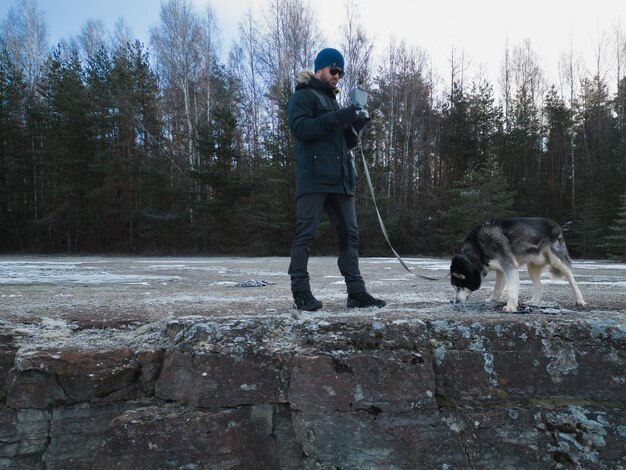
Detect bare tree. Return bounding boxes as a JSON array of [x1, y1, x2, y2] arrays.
[[588, 27, 611, 88], [339, 0, 373, 105], [383, 39, 397, 195], [1, 0, 48, 230], [613, 20, 626, 131], [558, 32, 582, 217], [558, 32, 582, 104], [78, 19, 106, 63], [498, 37, 512, 131], [614, 21, 625, 90], [151, 0, 202, 167], [199, 3, 221, 126], [378, 40, 430, 201], [447, 45, 470, 97], [256, 0, 322, 171], [112, 17, 133, 51], [1, 0, 48, 91], [511, 39, 545, 108], [259, 0, 321, 93], [230, 8, 263, 170]]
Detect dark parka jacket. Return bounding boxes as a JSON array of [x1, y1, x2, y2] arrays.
[[287, 70, 359, 198]]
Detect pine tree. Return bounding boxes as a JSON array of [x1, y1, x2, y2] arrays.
[[576, 76, 621, 232], [442, 159, 516, 252], [110, 40, 167, 252], [467, 79, 503, 165], [568, 193, 605, 258], [507, 82, 542, 215], [605, 192, 626, 260], [439, 81, 475, 194], [0, 38, 28, 251], [542, 86, 573, 222], [192, 72, 252, 252], [39, 45, 91, 252], [84, 44, 114, 251]]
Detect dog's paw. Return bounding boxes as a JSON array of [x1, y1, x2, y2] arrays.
[[502, 304, 517, 312], [576, 299, 587, 307]]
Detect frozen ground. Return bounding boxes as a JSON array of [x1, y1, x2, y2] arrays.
[[0, 256, 624, 332]]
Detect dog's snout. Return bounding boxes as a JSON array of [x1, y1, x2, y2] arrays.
[[455, 287, 471, 303]]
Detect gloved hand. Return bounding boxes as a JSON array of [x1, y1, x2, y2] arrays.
[[335, 105, 360, 126], [353, 115, 371, 133], [356, 108, 369, 120]]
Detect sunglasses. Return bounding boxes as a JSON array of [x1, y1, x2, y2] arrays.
[[329, 67, 344, 78]]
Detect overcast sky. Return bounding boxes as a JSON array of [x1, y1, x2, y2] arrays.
[[2, 0, 624, 91]]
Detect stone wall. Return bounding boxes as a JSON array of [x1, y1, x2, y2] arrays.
[[1, 315, 625, 469]]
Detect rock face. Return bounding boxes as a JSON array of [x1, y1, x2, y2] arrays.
[[1, 315, 625, 469]]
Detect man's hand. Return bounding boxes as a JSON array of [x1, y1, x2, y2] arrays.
[[335, 105, 360, 125], [353, 114, 371, 133]]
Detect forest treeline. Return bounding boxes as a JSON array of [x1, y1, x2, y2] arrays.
[[1, 0, 626, 259]]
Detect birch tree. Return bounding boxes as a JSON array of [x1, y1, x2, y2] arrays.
[[1, 0, 47, 91], [1, 0, 48, 237], [151, 0, 202, 167], [338, 0, 373, 105], [558, 34, 583, 217], [78, 19, 106, 64], [499, 38, 512, 132], [260, 0, 321, 95], [259, 0, 321, 166], [613, 21, 626, 130], [373, 41, 432, 208], [112, 17, 133, 51], [198, 3, 221, 128], [230, 9, 263, 170], [511, 39, 545, 109]]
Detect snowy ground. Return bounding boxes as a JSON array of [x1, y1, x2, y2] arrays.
[[0, 256, 624, 331]]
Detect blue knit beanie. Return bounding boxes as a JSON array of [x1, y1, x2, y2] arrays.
[[314, 48, 344, 72]]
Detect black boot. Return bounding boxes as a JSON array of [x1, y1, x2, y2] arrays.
[[293, 291, 323, 311], [347, 292, 386, 308]]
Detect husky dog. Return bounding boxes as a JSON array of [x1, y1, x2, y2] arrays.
[[450, 217, 586, 312]]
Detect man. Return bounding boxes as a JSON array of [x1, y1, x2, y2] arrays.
[[287, 47, 386, 311]]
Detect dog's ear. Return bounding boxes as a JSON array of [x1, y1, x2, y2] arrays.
[[452, 272, 466, 280]]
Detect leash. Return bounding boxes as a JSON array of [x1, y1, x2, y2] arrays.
[[353, 130, 449, 282]]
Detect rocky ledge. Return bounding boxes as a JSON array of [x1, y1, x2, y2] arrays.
[[0, 256, 625, 469]]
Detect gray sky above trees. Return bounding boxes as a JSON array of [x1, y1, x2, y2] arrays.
[[2, 0, 624, 92]]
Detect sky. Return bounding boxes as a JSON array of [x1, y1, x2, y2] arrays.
[[1, 0, 625, 92]]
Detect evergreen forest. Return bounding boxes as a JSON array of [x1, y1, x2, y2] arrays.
[[1, 0, 626, 260]]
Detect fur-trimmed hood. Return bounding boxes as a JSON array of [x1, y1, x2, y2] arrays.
[[296, 69, 315, 88], [295, 69, 340, 95]]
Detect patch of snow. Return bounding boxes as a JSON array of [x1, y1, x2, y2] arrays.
[[577, 281, 626, 287], [519, 280, 626, 287], [575, 261, 626, 270], [0, 272, 180, 285], [0, 261, 180, 285]]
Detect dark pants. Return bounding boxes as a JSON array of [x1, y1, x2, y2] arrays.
[[288, 193, 366, 295]]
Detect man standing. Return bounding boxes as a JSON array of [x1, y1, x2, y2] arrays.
[[287, 47, 386, 311]]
